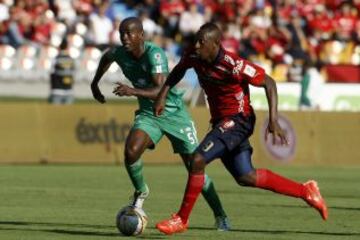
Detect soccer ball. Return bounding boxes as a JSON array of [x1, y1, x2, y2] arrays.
[[116, 205, 148, 236]]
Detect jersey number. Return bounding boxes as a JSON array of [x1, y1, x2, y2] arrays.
[[181, 121, 198, 145], [187, 132, 196, 145]]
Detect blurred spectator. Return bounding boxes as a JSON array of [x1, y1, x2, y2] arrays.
[[286, 13, 309, 82], [286, 13, 309, 61], [49, 37, 76, 105], [107, 0, 138, 20], [299, 61, 325, 110], [221, 23, 240, 54], [54, 0, 77, 25], [0, 0, 359, 86], [307, 4, 333, 41], [73, 0, 93, 16], [32, 10, 54, 45], [202, 4, 215, 23], [140, 0, 160, 21], [179, 3, 205, 40], [333, 1, 358, 41], [0, 0, 9, 22], [109, 16, 121, 45], [353, 18, 360, 43], [160, 0, 185, 38], [288, 58, 305, 82], [87, 2, 113, 49], [0, 6, 27, 48], [139, 9, 162, 40], [249, 7, 272, 29], [266, 24, 291, 63]]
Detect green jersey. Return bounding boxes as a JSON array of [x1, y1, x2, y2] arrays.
[[108, 41, 184, 116]]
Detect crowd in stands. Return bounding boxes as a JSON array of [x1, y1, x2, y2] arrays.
[[0, 0, 360, 84]]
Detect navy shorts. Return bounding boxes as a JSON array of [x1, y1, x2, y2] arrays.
[[196, 112, 256, 176]]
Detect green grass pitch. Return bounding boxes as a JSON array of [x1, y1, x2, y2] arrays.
[[0, 164, 359, 240]]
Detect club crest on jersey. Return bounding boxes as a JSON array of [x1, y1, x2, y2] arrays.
[[244, 64, 256, 77], [154, 53, 162, 63], [219, 120, 235, 133]]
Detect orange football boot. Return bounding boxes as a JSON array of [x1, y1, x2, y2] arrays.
[[303, 180, 328, 220], [156, 214, 188, 235]]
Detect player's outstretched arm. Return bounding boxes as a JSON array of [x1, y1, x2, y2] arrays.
[[262, 74, 289, 145], [90, 50, 114, 104], [113, 73, 167, 100], [154, 64, 187, 116]]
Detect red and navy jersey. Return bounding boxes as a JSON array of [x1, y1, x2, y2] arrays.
[[177, 47, 265, 122]]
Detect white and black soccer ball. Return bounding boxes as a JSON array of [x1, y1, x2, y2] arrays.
[[116, 205, 148, 236]]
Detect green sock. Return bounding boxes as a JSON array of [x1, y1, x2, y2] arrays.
[[202, 174, 227, 217], [125, 160, 148, 193]]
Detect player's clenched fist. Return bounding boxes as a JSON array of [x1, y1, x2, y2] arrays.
[[153, 97, 165, 116]]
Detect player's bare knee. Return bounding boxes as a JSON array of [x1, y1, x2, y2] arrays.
[[236, 172, 257, 187], [125, 145, 142, 162], [190, 154, 206, 173]]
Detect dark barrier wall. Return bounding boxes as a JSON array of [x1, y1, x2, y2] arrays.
[[0, 103, 359, 166]]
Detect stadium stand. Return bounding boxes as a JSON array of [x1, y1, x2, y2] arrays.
[[0, 0, 359, 102]]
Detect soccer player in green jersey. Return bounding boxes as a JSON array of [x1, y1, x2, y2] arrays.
[[90, 17, 230, 230]]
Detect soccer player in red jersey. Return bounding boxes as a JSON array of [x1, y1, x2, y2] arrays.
[[153, 23, 328, 235]]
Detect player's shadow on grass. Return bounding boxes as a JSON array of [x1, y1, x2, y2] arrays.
[[0, 220, 114, 229], [2, 221, 360, 238], [330, 206, 360, 211], [289, 204, 360, 212], [0, 221, 166, 239], [251, 203, 360, 212], [45, 229, 165, 239], [191, 227, 360, 237]]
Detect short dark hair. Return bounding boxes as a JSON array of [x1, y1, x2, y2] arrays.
[[198, 23, 222, 43], [119, 17, 143, 32]]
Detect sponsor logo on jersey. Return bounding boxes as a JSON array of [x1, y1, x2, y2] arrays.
[[244, 64, 256, 77], [232, 60, 244, 74], [155, 65, 162, 73], [261, 115, 296, 162], [235, 92, 245, 112], [224, 54, 235, 65]]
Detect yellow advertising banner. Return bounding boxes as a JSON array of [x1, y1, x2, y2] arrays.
[[0, 103, 359, 166]]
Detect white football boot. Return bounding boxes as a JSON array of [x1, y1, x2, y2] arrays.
[[131, 185, 149, 209]]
